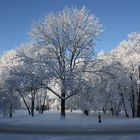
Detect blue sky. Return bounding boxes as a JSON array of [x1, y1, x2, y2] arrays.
[[0, 0, 140, 54]]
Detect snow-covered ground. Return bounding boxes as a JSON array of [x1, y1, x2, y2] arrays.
[[0, 110, 140, 140], [0, 133, 140, 140], [0, 110, 140, 127]]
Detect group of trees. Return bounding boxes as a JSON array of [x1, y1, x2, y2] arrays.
[[0, 7, 140, 119], [101, 33, 140, 117], [66, 33, 140, 118]]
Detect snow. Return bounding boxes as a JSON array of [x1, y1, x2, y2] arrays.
[[0, 134, 140, 140], [0, 110, 140, 126], [0, 110, 140, 139]]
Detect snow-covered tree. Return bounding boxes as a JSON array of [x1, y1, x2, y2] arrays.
[[96, 32, 140, 117], [12, 43, 54, 116], [112, 32, 140, 117], [91, 51, 119, 114], [0, 50, 21, 117], [24, 7, 103, 118]]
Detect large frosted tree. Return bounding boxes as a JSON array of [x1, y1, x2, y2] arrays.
[[29, 7, 102, 118]]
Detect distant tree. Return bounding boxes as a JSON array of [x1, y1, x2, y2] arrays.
[[97, 33, 140, 117], [114, 33, 140, 117], [0, 50, 21, 117], [12, 44, 52, 116]]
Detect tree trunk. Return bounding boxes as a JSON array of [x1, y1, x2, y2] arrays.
[[124, 108, 129, 118], [41, 92, 47, 114], [31, 92, 35, 117], [19, 91, 31, 115], [102, 107, 106, 114], [132, 92, 135, 118], [137, 93, 140, 117], [137, 66, 140, 117], [120, 93, 129, 118], [130, 75, 135, 118], [61, 98, 65, 119], [110, 107, 114, 115], [9, 103, 12, 118], [61, 80, 66, 119], [31, 98, 34, 117], [137, 97, 140, 117], [36, 93, 41, 114]]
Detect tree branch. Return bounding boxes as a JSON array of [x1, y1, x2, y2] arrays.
[[45, 86, 62, 100]]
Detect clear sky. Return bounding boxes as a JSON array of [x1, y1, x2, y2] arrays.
[[0, 0, 140, 54]]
